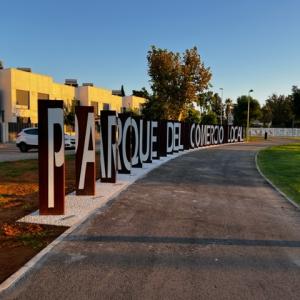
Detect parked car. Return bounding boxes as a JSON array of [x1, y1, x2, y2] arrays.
[[16, 127, 75, 152]]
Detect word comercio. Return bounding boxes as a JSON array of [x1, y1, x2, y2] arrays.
[[38, 100, 244, 215]]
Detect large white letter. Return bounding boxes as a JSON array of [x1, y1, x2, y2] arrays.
[[167, 122, 174, 153], [151, 121, 158, 159], [48, 108, 64, 208], [107, 115, 117, 178], [190, 123, 195, 148], [173, 122, 180, 151], [139, 120, 150, 162], [195, 124, 201, 147], [78, 112, 95, 190]]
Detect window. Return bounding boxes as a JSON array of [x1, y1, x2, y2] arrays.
[[16, 90, 30, 108], [103, 103, 110, 110], [91, 101, 99, 116], [37, 93, 49, 100], [25, 128, 38, 135]]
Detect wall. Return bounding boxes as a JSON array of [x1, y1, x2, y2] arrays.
[[0, 69, 12, 123], [122, 95, 145, 112], [0, 68, 144, 125], [3, 69, 76, 123], [250, 127, 300, 137], [76, 86, 123, 113]]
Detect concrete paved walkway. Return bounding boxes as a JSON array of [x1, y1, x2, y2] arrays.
[[2, 141, 300, 299]]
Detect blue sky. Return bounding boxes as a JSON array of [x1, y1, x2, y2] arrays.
[[1, 0, 299, 104]]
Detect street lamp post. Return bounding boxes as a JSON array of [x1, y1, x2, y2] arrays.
[[246, 89, 254, 141], [219, 88, 224, 125]]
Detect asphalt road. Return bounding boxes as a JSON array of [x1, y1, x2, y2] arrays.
[[2, 140, 300, 299], [0, 141, 102, 162], [0, 143, 40, 162], [0, 144, 77, 162]]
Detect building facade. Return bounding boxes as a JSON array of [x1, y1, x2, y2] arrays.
[[0, 68, 145, 124], [122, 95, 146, 114]]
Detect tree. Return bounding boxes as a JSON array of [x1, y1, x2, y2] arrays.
[[184, 106, 201, 123], [141, 93, 165, 120], [291, 86, 300, 121], [145, 46, 212, 120], [64, 103, 74, 126], [201, 111, 217, 125], [233, 95, 261, 126], [125, 107, 141, 117], [260, 105, 272, 127], [132, 87, 150, 99], [197, 91, 212, 113], [196, 91, 225, 123], [210, 93, 222, 123], [224, 98, 233, 119], [264, 94, 294, 127], [64, 99, 80, 127]]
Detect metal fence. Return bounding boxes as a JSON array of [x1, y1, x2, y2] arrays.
[[249, 128, 300, 137]]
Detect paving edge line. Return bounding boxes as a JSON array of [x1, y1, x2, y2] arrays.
[[0, 141, 244, 294], [255, 151, 300, 211]]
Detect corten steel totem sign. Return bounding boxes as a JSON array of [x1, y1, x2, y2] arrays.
[[100, 110, 118, 183], [158, 120, 167, 157], [36, 100, 246, 217], [117, 113, 132, 174], [181, 122, 191, 150], [38, 100, 65, 215], [75, 106, 96, 195]]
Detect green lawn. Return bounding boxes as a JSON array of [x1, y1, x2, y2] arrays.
[[257, 143, 300, 205]]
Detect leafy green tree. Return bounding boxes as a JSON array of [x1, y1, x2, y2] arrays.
[[184, 106, 201, 123], [260, 105, 272, 127], [64, 99, 80, 127], [197, 91, 213, 113], [125, 107, 141, 117], [224, 98, 233, 119], [132, 87, 150, 99], [210, 93, 222, 123], [201, 111, 217, 125], [64, 105, 74, 126], [233, 95, 261, 126], [141, 94, 165, 120], [291, 86, 300, 121], [265, 94, 294, 127], [146, 46, 212, 120], [196, 91, 224, 123]]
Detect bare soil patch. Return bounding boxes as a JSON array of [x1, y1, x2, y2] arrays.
[[0, 154, 100, 283]]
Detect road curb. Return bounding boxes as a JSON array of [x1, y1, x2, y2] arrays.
[[0, 141, 244, 295], [255, 151, 300, 211]]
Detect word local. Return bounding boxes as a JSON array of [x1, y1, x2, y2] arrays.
[[38, 100, 244, 215]]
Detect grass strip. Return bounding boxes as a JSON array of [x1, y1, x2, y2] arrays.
[[257, 143, 300, 205]]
